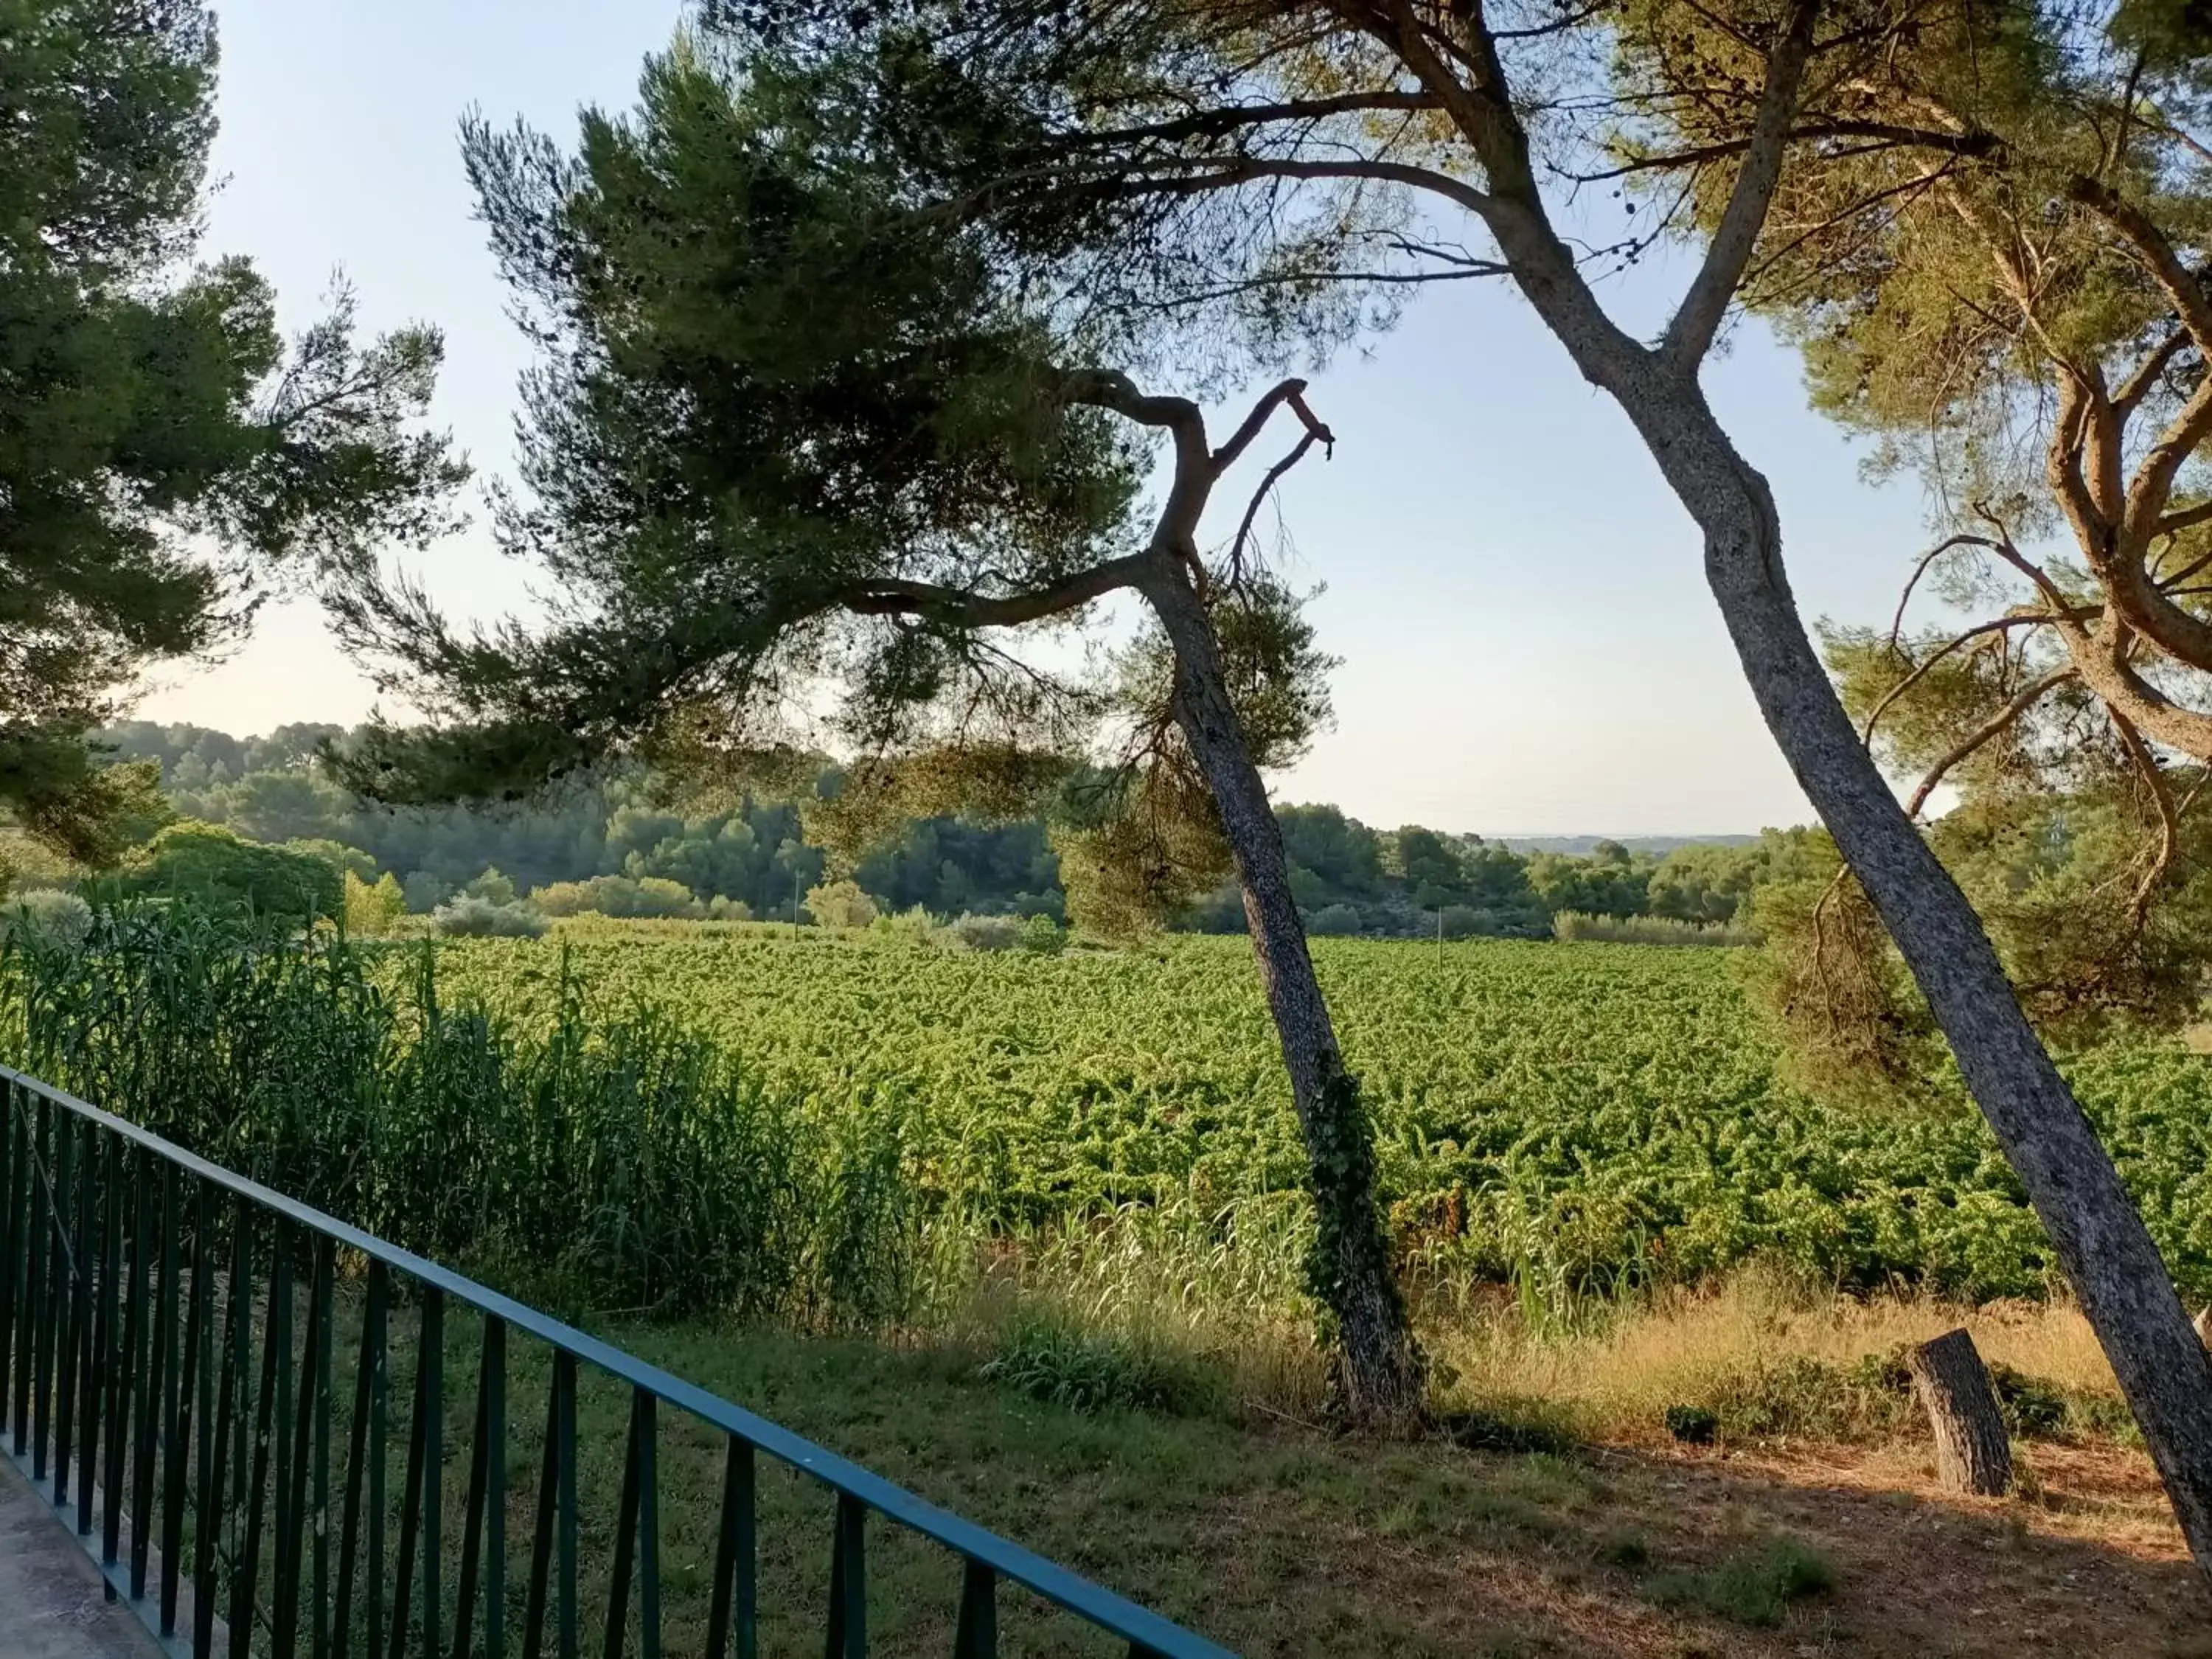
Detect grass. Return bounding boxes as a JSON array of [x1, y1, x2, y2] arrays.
[[1422, 1264, 2132, 1449], [327, 1301, 2196, 1658], [1646, 1538, 1837, 1627], [13, 905, 2203, 1652]]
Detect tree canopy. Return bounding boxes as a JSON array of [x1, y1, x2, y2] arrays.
[[1585, 0, 2212, 1067], [323, 28, 1445, 1413], [0, 0, 464, 875], [99, 720, 1784, 937]]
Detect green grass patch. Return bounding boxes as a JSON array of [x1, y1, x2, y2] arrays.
[[1646, 1536, 1838, 1627], [978, 1310, 1231, 1419]]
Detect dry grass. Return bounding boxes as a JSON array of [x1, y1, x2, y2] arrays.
[[1423, 1265, 2125, 1445], [942, 1255, 2138, 1461]]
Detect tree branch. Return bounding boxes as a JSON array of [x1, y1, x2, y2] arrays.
[[1903, 668, 2073, 818], [1575, 120, 1997, 185], [2158, 540, 2212, 591], [1861, 614, 2059, 748], [2154, 500, 2212, 540], [1057, 155, 1494, 218], [1062, 368, 1215, 547], [843, 553, 1153, 628], [1888, 533, 2002, 649], [2110, 707, 2180, 926], [1211, 378, 1312, 477], [1973, 504, 2078, 616], [1057, 92, 1444, 151], [1226, 431, 1326, 585], [2114, 327, 2189, 419], [1661, 0, 1822, 371], [2067, 174, 2212, 356]]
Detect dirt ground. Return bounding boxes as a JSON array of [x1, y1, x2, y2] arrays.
[[605, 1327, 2211, 1658], [1315, 1430, 2205, 1658]]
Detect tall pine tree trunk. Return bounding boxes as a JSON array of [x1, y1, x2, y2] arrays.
[[1593, 346, 2212, 1573], [1139, 563, 1425, 1421]]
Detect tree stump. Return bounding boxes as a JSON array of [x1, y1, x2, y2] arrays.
[[1907, 1327, 2013, 1496]]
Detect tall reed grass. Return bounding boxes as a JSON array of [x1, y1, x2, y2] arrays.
[[1, 905, 920, 1322]]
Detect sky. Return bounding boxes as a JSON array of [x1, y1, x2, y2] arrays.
[[136, 0, 1944, 837]]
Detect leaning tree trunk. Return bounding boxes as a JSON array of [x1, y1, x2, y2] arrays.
[[1138, 563, 1426, 1422], [1907, 1328, 2014, 1497], [1599, 355, 2212, 1576]]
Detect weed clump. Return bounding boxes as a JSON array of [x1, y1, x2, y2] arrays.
[[1647, 1536, 1837, 1627], [980, 1311, 1230, 1418], [1663, 1405, 1717, 1444]]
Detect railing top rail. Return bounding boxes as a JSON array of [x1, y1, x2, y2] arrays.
[[0, 1062, 1233, 1659]]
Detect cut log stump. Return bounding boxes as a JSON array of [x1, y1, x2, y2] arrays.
[[1907, 1326, 2013, 1496]]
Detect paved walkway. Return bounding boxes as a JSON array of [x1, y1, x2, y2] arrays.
[[0, 1460, 160, 1659]]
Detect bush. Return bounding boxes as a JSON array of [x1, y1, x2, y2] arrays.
[[1554, 911, 1757, 947], [706, 895, 754, 921], [870, 905, 937, 942], [943, 913, 1023, 951], [1647, 1537, 1835, 1627], [281, 839, 379, 881], [431, 896, 549, 938], [0, 890, 94, 949], [1018, 913, 1068, 954], [1305, 903, 1364, 936], [529, 875, 702, 919], [112, 821, 341, 922], [343, 871, 408, 937], [1663, 1404, 1719, 1444], [804, 878, 878, 930], [463, 867, 519, 905], [401, 870, 450, 914]]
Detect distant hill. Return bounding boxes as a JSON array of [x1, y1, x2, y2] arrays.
[[1486, 834, 1764, 856]]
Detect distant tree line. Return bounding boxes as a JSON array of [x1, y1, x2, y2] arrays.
[[83, 722, 1812, 937]]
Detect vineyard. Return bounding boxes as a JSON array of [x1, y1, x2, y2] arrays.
[[415, 926, 2212, 1309]]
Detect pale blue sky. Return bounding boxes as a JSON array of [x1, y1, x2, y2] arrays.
[[141, 1, 1938, 835]]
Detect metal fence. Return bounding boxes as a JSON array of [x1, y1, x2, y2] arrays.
[[0, 1064, 1233, 1659]]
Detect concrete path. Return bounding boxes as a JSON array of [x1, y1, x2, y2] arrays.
[[0, 1459, 161, 1659]]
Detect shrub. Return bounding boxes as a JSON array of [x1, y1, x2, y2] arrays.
[[463, 867, 519, 905], [706, 895, 754, 921], [1663, 1405, 1718, 1444], [1305, 903, 1364, 936], [0, 910, 919, 1321], [431, 896, 549, 938], [869, 905, 936, 942], [1701, 1354, 1912, 1442], [1018, 913, 1068, 954], [401, 870, 450, 913], [281, 839, 379, 881], [804, 878, 878, 930], [1554, 911, 1757, 947], [529, 874, 701, 919], [944, 913, 1023, 951], [112, 821, 341, 922], [343, 871, 408, 937], [0, 890, 94, 949], [530, 880, 594, 917]]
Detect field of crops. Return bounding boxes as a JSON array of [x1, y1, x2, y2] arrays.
[[417, 928, 2212, 1306]]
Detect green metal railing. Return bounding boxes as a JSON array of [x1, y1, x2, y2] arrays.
[[0, 1065, 1233, 1659]]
